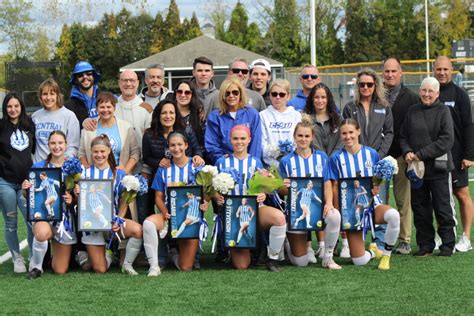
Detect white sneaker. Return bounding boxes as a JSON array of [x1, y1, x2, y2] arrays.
[[315, 247, 325, 259], [159, 221, 169, 239], [147, 266, 161, 277], [75, 250, 91, 271], [13, 255, 27, 273], [340, 245, 350, 258], [434, 234, 442, 250], [307, 247, 317, 264], [455, 234, 472, 252], [122, 263, 139, 275], [322, 257, 342, 270]]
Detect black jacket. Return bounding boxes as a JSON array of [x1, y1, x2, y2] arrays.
[[387, 85, 419, 158], [65, 97, 92, 129], [400, 100, 454, 179], [0, 119, 35, 184], [142, 129, 203, 175], [439, 81, 474, 162]]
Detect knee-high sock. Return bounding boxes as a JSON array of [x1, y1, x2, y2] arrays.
[[176, 222, 187, 237], [383, 208, 400, 256], [99, 214, 108, 227], [305, 214, 311, 227], [352, 251, 371, 266], [143, 220, 159, 268], [324, 209, 341, 258], [29, 238, 48, 272], [284, 239, 309, 266], [124, 237, 142, 266], [237, 230, 243, 244], [267, 225, 286, 260]]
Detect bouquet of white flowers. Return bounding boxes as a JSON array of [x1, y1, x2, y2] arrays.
[[212, 172, 236, 195], [195, 165, 219, 197]]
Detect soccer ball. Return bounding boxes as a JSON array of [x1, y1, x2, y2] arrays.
[[343, 223, 351, 230], [316, 220, 323, 228], [171, 230, 178, 238], [34, 212, 42, 219], [228, 240, 236, 247], [84, 221, 92, 229]]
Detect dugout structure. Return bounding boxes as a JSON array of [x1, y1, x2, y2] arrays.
[[5, 61, 61, 112]]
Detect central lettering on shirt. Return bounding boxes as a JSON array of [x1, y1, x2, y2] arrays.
[[269, 122, 293, 129]]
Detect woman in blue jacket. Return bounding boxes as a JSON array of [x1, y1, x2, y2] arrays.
[[205, 77, 262, 164]]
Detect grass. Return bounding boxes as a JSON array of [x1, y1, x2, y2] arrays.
[[0, 184, 473, 315]]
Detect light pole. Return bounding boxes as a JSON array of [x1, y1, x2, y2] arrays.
[[310, 0, 316, 66], [425, 0, 430, 75]]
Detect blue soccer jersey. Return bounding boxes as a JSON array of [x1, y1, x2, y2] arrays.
[[298, 187, 321, 206], [37, 178, 60, 200], [279, 150, 329, 180], [151, 159, 196, 194], [185, 196, 201, 219], [329, 145, 379, 180], [238, 204, 253, 222], [354, 185, 370, 208], [215, 155, 263, 195], [88, 191, 109, 211]]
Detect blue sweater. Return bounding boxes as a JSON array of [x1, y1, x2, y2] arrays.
[[205, 106, 262, 164], [288, 90, 307, 112]]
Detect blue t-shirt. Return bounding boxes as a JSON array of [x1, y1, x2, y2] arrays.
[[96, 122, 121, 165]]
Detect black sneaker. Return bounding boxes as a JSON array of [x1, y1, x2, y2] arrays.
[[27, 268, 42, 280], [413, 249, 432, 257], [438, 248, 453, 257], [266, 259, 281, 272]]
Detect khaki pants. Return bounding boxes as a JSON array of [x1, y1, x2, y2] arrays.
[[393, 156, 412, 242]]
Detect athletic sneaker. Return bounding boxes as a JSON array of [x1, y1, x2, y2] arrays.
[[434, 234, 442, 250], [27, 268, 42, 280], [455, 233, 472, 252], [75, 251, 91, 271], [378, 255, 390, 270], [395, 241, 412, 255], [340, 245, 351, 258], [266, 259, 281, 272], [322, 257, 342, 270], [369, 243, 383, 259], [413, 249, 432, 257], [147, 266, 161, 277], [13, 255, 27, 273], [315, 247, 325, 259], [159, 221, 169, 239], [307, 247, 317, 264], [122, 263, 139, 275]]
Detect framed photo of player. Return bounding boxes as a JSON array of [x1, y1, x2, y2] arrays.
[[286, 177, 325, 231], [167, 185, 203, 239], [27, 168, 63, 222], [78, 179, 113, 232], [223, 195, 258, 249], [338, 177, 373, 231]]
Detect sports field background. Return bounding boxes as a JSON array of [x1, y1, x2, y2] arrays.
[[0, 184, 473, 314]]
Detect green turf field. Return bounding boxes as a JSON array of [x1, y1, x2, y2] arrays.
[[0, 184, 473, 315]]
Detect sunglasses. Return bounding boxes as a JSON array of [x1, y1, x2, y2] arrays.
[[77, 71, 93, 78], [270, 92, 287, 98], [176, 89, 192, 96], [231, 68, 249, 75], [225, 90, 240, 97], [358, 82, 375, 88], [301, 74, 318, 80]]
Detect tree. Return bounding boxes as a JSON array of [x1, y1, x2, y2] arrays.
[[32, 28, 53, 61], [162, 0, 182, 50], [344, 0, 377, 62], [150, 12, 165, 54], [204, 0, 230, 40], [223, 2, 262, 51], [0, 0, 34, 60]]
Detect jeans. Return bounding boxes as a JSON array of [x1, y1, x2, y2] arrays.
[[0, 177, 33, 258]]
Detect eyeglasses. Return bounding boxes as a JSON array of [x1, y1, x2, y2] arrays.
[[120, 78, 137, 83], [301, 74, 319, 80], [231, 68, 249, 75], [358, 82, 375, 88], [176, 89, 192, 96], [225, 90, 240, 97], [77, 72, 93, 78], [270, 92, 287, 98]]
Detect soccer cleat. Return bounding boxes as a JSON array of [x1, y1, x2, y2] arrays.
[[322, 257, 342, 270], [266, 259, 281, 272], [434, 234, 442, 250], [339, 245, 351, 258], [159, 221, 169, 239], [27, 268, 42, 280], [76, 251, 91, 271], [369, 243, 383, 259], [122, 263, 139, 275], [455, 234, 472, 253], [378, 255, 390, 270], [147, 266, 161, 277], [13, 255, 27, 273], [395, 241, 412, 255], [307, 247, 317, 264]]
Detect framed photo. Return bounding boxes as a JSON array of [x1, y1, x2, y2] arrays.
[[338, 177, 373, 231], [286, 177, 325, 231], [78, 179, 113, 231], [223, 195, 258, 249], [27, 168, 63, 222], [167, 185, 203, 239]]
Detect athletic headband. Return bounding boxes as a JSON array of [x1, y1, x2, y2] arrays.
[[231, 124, 251, 137]]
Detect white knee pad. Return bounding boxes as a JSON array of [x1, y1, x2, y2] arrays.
[[351, 251, 371, 266]]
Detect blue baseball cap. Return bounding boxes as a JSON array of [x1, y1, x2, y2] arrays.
[[406, 161, 425, 189], [70, 61, 101, 84]]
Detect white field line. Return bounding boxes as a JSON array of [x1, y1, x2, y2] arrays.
[[0, 239, 28, 264]]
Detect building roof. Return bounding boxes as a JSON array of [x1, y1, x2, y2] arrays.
[[120, 35, 284, 72]]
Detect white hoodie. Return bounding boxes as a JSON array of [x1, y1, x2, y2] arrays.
[[260, 106, 301, 166]]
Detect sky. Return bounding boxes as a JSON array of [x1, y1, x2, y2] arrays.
[[1, 0, 278, 54]]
